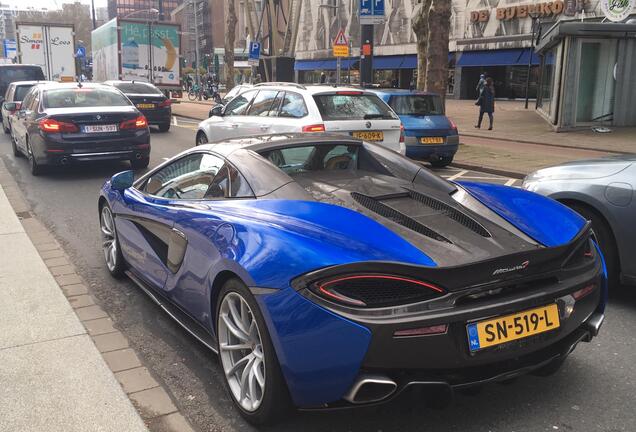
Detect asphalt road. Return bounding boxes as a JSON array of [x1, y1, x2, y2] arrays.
[[1, 120, 635, 432]]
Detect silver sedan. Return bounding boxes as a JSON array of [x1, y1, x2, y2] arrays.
[[523, 156, 636, 288]]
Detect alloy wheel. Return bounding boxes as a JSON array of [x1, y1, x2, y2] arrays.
[[100, 206, 118, 272], [197, 133, 208, 145], [218, 292, 266, 412]]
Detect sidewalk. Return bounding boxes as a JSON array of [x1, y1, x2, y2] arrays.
[[0, 185, 149, 431]]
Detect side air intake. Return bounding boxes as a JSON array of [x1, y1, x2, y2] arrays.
[[351, 192, 451, 243]]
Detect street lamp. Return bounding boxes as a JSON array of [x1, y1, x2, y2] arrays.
[[524, 11, 540, 109], [318, 1, 342, 85]]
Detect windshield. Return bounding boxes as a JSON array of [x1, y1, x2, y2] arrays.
[[15, 85, 35, 101], [113, 82, 163, 95], [0, 66, 45, 95], [260, 144, 359, 175], [43, 88, 132, 108], [313, 94, 397, 121], [389, 95, 444, 116]]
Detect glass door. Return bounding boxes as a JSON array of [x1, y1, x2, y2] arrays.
[[575, 39, 617, 125]]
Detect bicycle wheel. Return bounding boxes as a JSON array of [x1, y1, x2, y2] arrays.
[[188, 90, 197, 101]]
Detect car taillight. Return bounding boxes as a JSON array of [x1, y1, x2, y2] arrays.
[[39, 118, 79, 133], [336, 91, 363, 95], [158, 99, 172, 108], [400, 124, 405, 143], [120, 115, 148, 130], [302, 124, 326, 133], [311, 274, 445, 308], [572, 283, 597, 301], [448, 118, 457, 130]]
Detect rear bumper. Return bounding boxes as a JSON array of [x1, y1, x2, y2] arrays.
[[139, 107, 171, 125], [405, 135, 459, 160]]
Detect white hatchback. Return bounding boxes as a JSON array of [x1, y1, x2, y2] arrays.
[[196, 83, 405, 154]]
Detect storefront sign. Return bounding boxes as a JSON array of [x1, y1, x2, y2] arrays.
[[600, 0, 635, 22], [470, 1, 565, 22]]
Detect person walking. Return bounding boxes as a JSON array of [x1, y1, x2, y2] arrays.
[[475, 77, 495, 130]]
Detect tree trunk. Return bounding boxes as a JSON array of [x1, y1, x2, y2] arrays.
[[412, 0, 434, 90], [224, 0, 238, 91], [426, 0, 452, 103]]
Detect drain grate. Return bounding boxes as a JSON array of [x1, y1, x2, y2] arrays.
[[15, 211, 32, 220]]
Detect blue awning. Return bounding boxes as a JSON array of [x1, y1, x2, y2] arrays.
[[295, 58, 359, 71], [456, 49, 539, 67], [295, 53, 454, 71]]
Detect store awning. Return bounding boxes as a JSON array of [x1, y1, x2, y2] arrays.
[[295, 58, 358, 71], [295, 53, 453, 71], [456, 49, 540, 67]]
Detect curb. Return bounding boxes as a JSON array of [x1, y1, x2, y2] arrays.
[[0, 160, 196, 432], [173, 112, 206, 122], [458, 132, 632, 155], [450, 162, 526, 179]]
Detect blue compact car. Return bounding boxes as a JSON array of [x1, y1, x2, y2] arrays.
[[370, 89, 459, 167], [99, 134, 606, 424]]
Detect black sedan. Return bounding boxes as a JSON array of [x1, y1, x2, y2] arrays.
[[104, 80, 172, 132], [11, 82, 150, 175]]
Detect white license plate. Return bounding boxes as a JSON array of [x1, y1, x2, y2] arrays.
[[83, 124, 118, 133]]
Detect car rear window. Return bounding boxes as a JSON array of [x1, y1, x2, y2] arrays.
[[43, 88, 132, 108], [260, 144, 359, 175], [113, 82, 163, 95], [313, 93, 397, 121], [14, 85, 35, 101], [388, 95, 444, 116], [0, 66, 45, 82]]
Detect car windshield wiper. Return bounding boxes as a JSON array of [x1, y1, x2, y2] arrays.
[[363, 114, 390, 119]]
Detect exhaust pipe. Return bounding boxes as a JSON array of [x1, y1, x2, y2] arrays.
[[343, 374, 397, 404], [586, 312, 604, 338]]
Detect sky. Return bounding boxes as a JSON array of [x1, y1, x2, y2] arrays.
[[3, 0, 108, 10]]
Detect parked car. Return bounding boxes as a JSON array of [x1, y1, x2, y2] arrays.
[[104, 80, 172, 132], [0, 64, 46, 119], [523, 156, 636, 288], [99, 134, 605, 425], [369, 89, 459, 167], [207, 84, 254, 117], [12, 82, 150, 175], [2, 80, 52, 134], [197, 82, 405, 154]]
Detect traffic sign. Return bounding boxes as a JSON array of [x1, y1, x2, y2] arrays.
[[248, 41, 260, 66], [360, 0, 385, 24], [75, 46, 86, 58], [332, 29, 349, 57]]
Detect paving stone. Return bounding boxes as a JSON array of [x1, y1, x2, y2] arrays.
[[44, 256, 71, 267], [147, 413, 196, 432], [35, 242, 60, 252], [20, 217, 46, 234], [28, 231, 57, 245], [92, 331, 129, 353], [115, 367, 159, 394], [68, 294, 95, 309], [102, 348, 141, 372], [49, 265, 76, 276], [75, 305, 108, 321], [38, 249, 66, 260], [61, 283, 88, 297], [130, 387, 177, 419], [55, 274, 82, 286], [83, 317, 115, 336]]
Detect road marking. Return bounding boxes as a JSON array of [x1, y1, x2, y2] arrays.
[[447, 170, 468, 181], [505, 179, 517, 186], [172, 116, 178, 126]]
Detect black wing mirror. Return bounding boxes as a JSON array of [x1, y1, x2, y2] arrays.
[[209, 104, 224, 117], [3, 101, 17, 112], [111, 170, 134, 192]]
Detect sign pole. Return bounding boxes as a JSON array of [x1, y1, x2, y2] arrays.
[[336, 0, 341, 85]]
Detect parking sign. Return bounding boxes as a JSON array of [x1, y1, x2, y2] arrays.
[[248, 41, 261, 66], [360, 0, 385, 24]]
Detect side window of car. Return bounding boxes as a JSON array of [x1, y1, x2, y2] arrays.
[[31, 92, 40, 112], [5, 85, 13, 101], [21, 91, 33, 111], [247, 90, 279, 117], [278, 92, 308, 118], [224, 90, 257, 116]]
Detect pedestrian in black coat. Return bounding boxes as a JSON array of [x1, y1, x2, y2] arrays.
[[475, 77, 495, 130]]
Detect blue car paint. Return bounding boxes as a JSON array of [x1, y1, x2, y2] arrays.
[[459, 181, 586, 247], [593, 240, 608, 313], [256, 288, 372, 407]]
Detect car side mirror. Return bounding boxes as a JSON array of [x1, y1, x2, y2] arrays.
[[3, 101, 18, 112], [111, 170, 134, 192], [209, 104, 224, 117]]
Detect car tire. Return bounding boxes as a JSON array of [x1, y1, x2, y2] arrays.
[[158, 122, 170, 132], [3, 124, 9, 134], [99, 202, 126, 278], [216, 278, 291, 425], [196, 131, 208, 146], [430, 156, 453, 168], [214, 94, 222, 104], [11, 135, 21, 157], [27, 141, 42, 176], [130, 157, 150, 170], [567, 202, 619, 289]]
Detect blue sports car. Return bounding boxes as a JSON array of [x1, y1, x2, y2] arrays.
[[98, 134, 606, 424]]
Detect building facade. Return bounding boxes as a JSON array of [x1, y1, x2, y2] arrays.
[[293, 0, 636, 99], [108, 0, 182, 20]]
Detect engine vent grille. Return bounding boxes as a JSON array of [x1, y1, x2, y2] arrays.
[[405, 189, 491, 238], [351, 192, 451, 243]]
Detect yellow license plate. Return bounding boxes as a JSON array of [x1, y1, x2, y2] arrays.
[[420, 137, 444, 144], [352, 131, 384, 141], [467, 304, 560, 352], [137, 103, 155, 109]]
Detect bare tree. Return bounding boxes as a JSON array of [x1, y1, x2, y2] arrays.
[[224, 0, 238, 91], [411, 0, 433, 90], [426, 0, 452, 103]]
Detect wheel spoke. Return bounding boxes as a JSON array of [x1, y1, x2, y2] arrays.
[[239, 356, 256, 401], [248, 364, 258, 403], [221, 313, 250, 342], [253, 357, 265, 388], [220, 342, 251, 352], [240, 300, 251, 335], [227, 297, 248, 334], [225, 352, 251, 377]]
